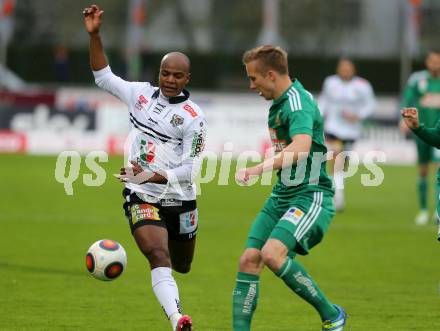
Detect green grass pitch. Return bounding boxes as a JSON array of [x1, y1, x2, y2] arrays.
[[0, 154, 439, 330]]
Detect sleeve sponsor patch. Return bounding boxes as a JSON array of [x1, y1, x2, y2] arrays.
[[183, 104, 198, 117], [281, 207, 304, 225], [130, 204, 160, 224], [190, 129, 205, 157], [179, 209, 198, 234]]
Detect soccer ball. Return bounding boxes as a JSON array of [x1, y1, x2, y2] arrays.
[[85, 239, 127, 281]]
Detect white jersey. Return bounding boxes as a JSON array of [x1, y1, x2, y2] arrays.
[[319, 75, 375, 140], [93, 66, 206, 201]]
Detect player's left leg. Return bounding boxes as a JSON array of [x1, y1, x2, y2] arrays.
[[261, 192, 346, 328], [168, 238, 196, 274], [168, 238, 196, 331], [162, 200, 198, 330], [261, 239, 339, 323], [232, 196, 280, 331]]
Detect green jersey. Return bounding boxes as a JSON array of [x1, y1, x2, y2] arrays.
[[402, 70, 440, 127], [268, 80, 333, 197], [413, 121, 440, 149]]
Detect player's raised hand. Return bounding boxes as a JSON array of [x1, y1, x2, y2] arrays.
[[83, 4, 104, 35], [401, 107, 420, 129], [235, 168, 250, 185], [236, 166, 263, 186]]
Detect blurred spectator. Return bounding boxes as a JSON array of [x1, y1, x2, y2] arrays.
[[54, 45, 69, 82], [319, 58, 376, 211], [0, 0, 15, 66]]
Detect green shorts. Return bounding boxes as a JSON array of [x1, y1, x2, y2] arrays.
[[246, 191, 335, 256], [416, 136, 440, 164]]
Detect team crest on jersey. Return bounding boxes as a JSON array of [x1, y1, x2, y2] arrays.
[[170, 114, 184, 127], [281, 207, 304, 225], [275, 114, 281, 126]]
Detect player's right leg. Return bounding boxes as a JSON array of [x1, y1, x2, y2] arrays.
[[325, 134, 345, 211], [232, 197, 280, 331], [415, 139, 431, 225], [134, 225, 187, 330], [123, 190, 186, 331]]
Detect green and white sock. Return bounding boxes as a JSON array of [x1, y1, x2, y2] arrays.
[[275, 257, 338, 321], [232, 272, 259, 331]]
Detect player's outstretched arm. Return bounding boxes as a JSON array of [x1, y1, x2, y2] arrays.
[[402, 107, 440, 148], [116, 161, 168, 184], [236, 134, 312, 185], [83, 5, 108, 71]]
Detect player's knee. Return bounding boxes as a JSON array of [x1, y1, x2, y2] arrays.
[[172, 262, 191, 274], [260, 247, 277, 269], [239, 249, 262, 272], [261, 245, 284, 271], [144, 247, 171, 268]]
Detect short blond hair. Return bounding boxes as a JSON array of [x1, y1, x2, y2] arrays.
[[242, 45, 288, 75]]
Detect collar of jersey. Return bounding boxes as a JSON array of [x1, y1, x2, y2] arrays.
[[272, 79, 298, 106], [153, 88, 190, 104]]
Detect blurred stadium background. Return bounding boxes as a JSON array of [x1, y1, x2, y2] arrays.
[[1, 1, 440, 330], [1, 0, 439, 160]]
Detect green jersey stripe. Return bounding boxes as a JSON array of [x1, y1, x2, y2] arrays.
[[286, 91, 298, 111], [293, 192, 319, 238], [295, 192, 323, 240], [288, 93, 296, 111], [289, 87, 302, 109]]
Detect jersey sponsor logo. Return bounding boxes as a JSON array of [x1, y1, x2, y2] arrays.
[[152, 102, 166, 115], [269, 128, 286, 152], [139, 139, 156, 165], [160, 199, 183, 207], [281, 207, 304, 225], [420, 93, 440, 108], [170, 114, 185, 127], [135, 95, 148, 111], [183, 104, 198, 117], [148, 117, 158, 125], [131, 203, 160, 224], [179, 209, 198, 234], [190, 130, 205, 157]]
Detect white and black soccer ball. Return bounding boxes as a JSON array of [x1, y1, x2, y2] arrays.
[[85, 239, 127, 281]]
